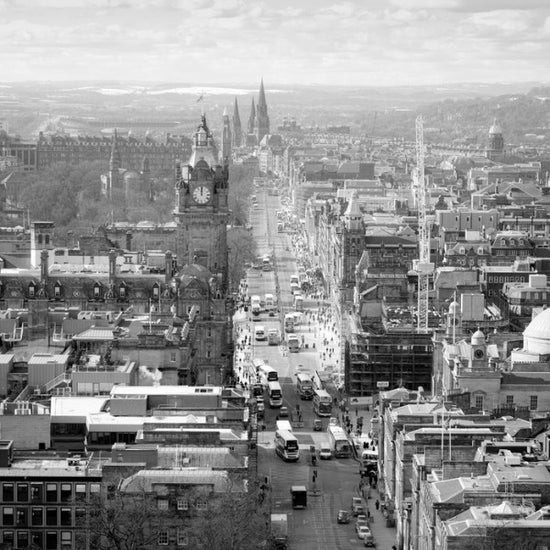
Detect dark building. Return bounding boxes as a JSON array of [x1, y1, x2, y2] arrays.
[[221, 108, 232, 164], [254, 79, 270, 144]]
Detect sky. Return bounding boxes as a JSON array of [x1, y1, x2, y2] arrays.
[[0, 0, 549, 86]]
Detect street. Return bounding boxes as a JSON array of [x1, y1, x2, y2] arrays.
[[234, 184, 397, 549]]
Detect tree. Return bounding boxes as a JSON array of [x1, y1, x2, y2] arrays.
[[228, 227, 257, 290]]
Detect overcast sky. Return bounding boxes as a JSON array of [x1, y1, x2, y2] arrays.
[[0, 0, 548, 86]]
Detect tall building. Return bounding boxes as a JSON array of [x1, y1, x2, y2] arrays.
[[221, 107, 232, 164], [107, 130, 121, 198], [232, 97, 242, 148], [486, 118, 504, 160], [174, 114, 229, 290], [247, 97, 256, 136], [254, 78, 270, 143]]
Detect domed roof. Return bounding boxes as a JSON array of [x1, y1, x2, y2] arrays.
[[524, 308, 550, 355], [449, 301, 460, 315], [471, 329, 485, 345]]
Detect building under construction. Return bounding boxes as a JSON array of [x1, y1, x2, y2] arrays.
[[345, 302, 435, 399]]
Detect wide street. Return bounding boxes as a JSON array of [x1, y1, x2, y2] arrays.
[[233, 183, 398, 550]]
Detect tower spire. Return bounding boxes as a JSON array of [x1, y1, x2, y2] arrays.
[[232, 96, 242, 148], [254, 79, 270, 143], [247, 97, 256, 135], [258, 77, 267, 109]]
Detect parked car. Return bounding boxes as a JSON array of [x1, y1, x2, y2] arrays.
[[355, 517, 368, 532], [351, 497, 364, 516], [319, 447, 332, 460], [337, 510, 351, 524], [363, 532, 376, 547], [357, 526, 372, 540], [279, 406, 289, 418]]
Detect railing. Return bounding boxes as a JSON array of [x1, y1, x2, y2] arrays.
[[44, 371, 72, 393]]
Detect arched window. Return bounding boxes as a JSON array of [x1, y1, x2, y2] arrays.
[[119, 284, 126, 299], [152, 283, 160, 299], [28, 283, 36, 298], [93, 283, 101, 299], [37, 235, 43, 245], [54, 282, 62, 298]]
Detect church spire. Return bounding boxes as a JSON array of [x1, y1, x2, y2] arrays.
[[232, 96, 242, 148], [109, 128, 121, 170], [247, 97, 256, 135], [258, 77, 267, 110]]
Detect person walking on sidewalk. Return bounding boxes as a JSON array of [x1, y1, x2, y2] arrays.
[[375, 499, 380, 511]]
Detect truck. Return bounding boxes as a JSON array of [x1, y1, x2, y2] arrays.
[[268, 328, 281, 345], [290, 485, 307, 509], [270, 513, 288, 549], [251, 295, 261, 317]]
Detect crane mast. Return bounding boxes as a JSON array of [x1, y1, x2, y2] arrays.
[[413, 115, 433, 332]]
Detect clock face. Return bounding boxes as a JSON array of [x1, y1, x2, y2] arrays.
[[193, 186, 211, 204]]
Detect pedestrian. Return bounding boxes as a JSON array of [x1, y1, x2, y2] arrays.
[[375, 499, 380, 511]]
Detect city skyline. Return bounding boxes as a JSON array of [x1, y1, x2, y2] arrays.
[[0, 0, 548, 86]]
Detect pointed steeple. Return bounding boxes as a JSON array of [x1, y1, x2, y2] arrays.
[[258, 77, 267, 110], [221, 107, 232, 164], [232, 96, 242, 148], [247, 97, 256, 135], [254, 79, 270, 143]]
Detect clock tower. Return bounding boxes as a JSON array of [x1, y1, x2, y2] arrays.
[[174, 114, 230, 291]]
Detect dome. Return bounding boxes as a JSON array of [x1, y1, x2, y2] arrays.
[[524, 308, 550, 355], [471, 329, 485, 346], [449, 301, 460, 315]]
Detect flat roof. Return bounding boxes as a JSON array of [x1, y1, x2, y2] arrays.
[[50, 396, 107, 418], [28, 353, 69, 365], [110, 385, 223, 397]]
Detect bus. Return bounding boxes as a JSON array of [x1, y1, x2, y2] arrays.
[[251, 295, 261, 317], [327, 424, 352, 458], [294, 295, 304, 311], [254, 325, 266, 341], [313, 389, 333, 417], [360, 449, 379, 477], [276, 420, 293, 433], [268, 328, 281, 346], [259, 364, 278, 384], [268, 381, 283, 408], [275, 430, 300, 461], [296, 373, 314, 400], [265, 293, 275, 311], [287, 334, 300, 353], [284, 313, 295, 333]]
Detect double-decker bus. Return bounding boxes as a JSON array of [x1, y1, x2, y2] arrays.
[[327, 424, 352, 458], [296, 373, 314, 400], [313, 389, 333, 417], [276, 420, 293, 433], [284, 313, 295, 333], [274, 430, 300, 461], [287, 334, 300, 352], [259, 364, 278, 384], [267, 381, 283, 408]]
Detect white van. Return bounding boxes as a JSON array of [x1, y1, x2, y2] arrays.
[[254, 326, 267, 341]]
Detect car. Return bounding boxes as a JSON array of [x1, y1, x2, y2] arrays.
[[337, 510, 351, 524], [356, 526, 372, 540], [313, 419, 323, 431], [355, 517, 368, 532], [319, 447, 332, 460], [279, 406, 289, 418], [363, 532, 376, 547], [351, 497, 363, 515]]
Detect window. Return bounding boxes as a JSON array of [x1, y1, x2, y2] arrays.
[[153, 284, 160, 299], [3, 507, 14, 526], [90, 483, 101, 495], [60, 483, 72, 502], [38, 234, 43, 245], [170, 351, 177, 363], [474, 394, 484, 410], [31, 483, 43, 503], [119, 285, 126, 299], [506, 395, 514, 406], [16, 508, 27, 527], [29, 284, 35, 298], [3, 483, 14, 502], [54, 284, 61, 298], [17, 531, 29, 548], [31, 532, 43, 548], [177, 497, 189, 511], [75, 507, 86, 522], [3, 532, 13, 546], [61, 531, 72, 548], [157, 499, 169, 511], [93, 284, 101, 298], [46, 507, 57, 526], [158, 530, 169, 546], [75, 483, 86, 501], [530, 395, 538, 411], [17, 483, 28, 502], [196, 497, 207, 511], [177, 529, 189, 546], [46, 531, 58, 550], [46, 483, 57, 502], [60, 507, 72, 526], [31, 507, 43, 526]]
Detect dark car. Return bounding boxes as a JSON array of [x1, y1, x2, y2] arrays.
[[337, 510, 351, 524]]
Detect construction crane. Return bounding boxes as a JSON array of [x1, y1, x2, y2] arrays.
[[413, 115, 434, 332]]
